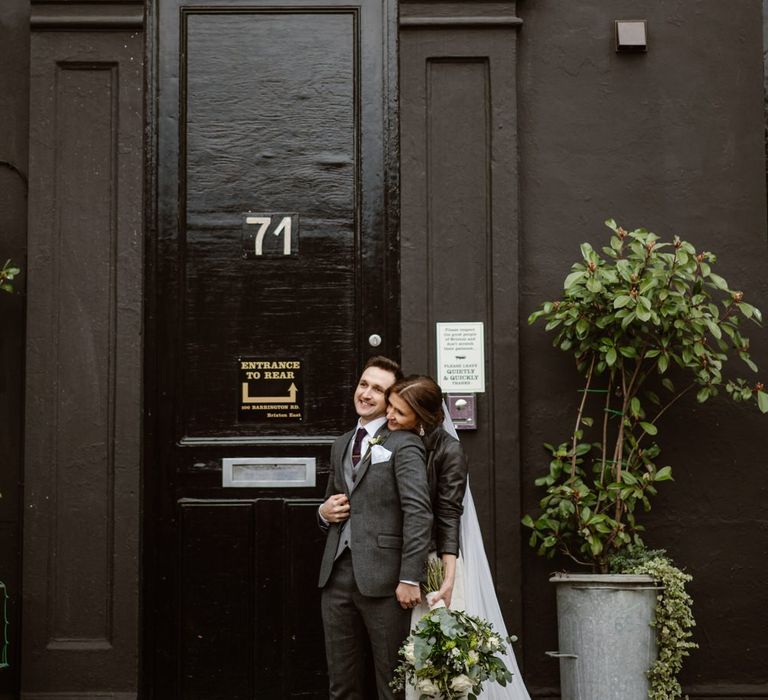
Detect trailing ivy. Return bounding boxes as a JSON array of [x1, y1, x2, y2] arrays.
[[611, 547, 698, 700]]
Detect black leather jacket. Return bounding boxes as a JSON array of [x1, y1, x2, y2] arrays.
[[423, 427, 468, 556]]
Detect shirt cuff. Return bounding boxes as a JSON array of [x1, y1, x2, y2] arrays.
[[318, 506, 330, 525], [399, 580, 419, 586]]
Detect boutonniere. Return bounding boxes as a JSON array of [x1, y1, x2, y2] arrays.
[[368, 435, 385, 447]]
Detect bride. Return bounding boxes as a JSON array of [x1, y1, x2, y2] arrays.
[[385, 376, 531, 700]]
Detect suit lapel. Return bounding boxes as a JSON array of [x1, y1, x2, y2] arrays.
[[352, 426, 391, 488], [337, 428, 356, 497]]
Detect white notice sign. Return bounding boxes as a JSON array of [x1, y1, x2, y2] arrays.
[[436, 322, 485, 393]]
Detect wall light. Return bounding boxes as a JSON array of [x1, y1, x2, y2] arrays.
[[615, 20, 647, 53]]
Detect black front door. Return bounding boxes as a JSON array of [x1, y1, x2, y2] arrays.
[[144, 0, 398, 696]]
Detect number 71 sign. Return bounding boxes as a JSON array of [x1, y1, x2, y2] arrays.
[[242, 213, 299, 258]]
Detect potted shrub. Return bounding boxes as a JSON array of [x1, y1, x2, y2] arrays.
[[522, 220, 767, 700]]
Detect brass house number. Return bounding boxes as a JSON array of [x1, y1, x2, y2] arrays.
[[242, 212, 299, 258]]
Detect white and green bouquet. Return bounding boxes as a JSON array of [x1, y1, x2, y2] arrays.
[[391, 561, 514, 699]]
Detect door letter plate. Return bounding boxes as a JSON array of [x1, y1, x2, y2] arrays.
[[222, 457, 316, 488]]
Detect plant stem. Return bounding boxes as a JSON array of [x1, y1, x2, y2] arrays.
[[570, 354, 596, 479], [625, 382, 697, 467], [595, 372, 614, 513]]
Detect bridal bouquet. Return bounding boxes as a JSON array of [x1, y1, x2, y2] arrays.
[[391, 561, 514, 699]]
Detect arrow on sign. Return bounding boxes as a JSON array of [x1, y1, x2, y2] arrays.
[[242, 382, 298, 404]]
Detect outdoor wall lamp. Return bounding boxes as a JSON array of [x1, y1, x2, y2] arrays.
[[615, 19, 647, 53]]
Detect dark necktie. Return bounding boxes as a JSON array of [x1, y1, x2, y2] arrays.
[[351, 427, 367, 470]]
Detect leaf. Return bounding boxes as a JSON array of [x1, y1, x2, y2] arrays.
[[636, 307, 651, 322], [661, 378, 675, 393], [614, 295, 632, 309], [708, 273, 729, 291], [544, 319, 562, 331], [580, 242, 594, 261], [606, 348, 617, 366], [586, 277, 602, 293], [704, 319, 722, 339], [521, 515, 535, 528], [658, 354, 669, 374], [564, 271, 586, 290], [654, 466, 673, 481], [619, 346, 638, 358], [733, 302, 756, 320], [581, 416, 594, 427], [645, 390, 661, 406], [640, 422, 658, 435], [758, 391, 768, 414], [740, 353, 758, 373]]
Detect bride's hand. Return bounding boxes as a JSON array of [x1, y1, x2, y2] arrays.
[[430, 580, 454, 609]]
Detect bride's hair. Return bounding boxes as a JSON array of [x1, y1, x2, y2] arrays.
[[387, 375, 444, 432]]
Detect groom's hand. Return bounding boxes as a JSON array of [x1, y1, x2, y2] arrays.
[[319, 494, 350, 523], [396, 583, 422, 609]]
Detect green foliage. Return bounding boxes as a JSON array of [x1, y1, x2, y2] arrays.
[[0, 260, 20, 294], [523, 221, 767, 571], [422, 557, 446, 597], [610, 547, 698, 700], [391, 607, 513, 699]]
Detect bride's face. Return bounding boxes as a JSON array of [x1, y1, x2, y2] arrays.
[[386, 391, 419, 432]]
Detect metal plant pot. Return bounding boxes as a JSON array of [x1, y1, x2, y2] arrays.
[[548, 573, 659, 700]]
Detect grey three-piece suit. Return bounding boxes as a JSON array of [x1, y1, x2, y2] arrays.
[[318, 425, 433, 699]]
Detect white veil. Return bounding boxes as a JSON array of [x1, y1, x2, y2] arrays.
[[443, 405, 531, 700]]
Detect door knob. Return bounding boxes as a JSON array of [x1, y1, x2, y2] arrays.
[[368, 334, 382, 347]]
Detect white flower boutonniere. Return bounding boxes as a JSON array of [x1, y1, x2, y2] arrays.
[[368, 435, 384, 447]]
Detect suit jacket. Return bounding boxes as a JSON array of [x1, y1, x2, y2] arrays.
[[317, 426, 433, 597]]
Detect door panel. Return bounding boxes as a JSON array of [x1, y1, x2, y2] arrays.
[[182, 11, 358, 436], [23, 27, 143, 695], [145, 0, 397, 696]]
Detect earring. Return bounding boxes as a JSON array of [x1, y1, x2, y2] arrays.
[[418, 425, 425, 437]]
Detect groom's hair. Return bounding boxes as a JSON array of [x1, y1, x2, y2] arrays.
[[363, 355, 403, 381]]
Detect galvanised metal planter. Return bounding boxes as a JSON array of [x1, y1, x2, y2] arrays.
[[548, 573, 659, 700]]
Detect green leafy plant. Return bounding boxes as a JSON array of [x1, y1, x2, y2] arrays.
[[522, 220, 767, 572], [0, 260, 19, 294], [391, 606, 513, 699], [610, 547, 697, 700]]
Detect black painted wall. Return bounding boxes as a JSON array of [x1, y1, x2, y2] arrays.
[[0, 0, 765, 698], [517, 1, 768, 698], [0, 1, 28, 697]]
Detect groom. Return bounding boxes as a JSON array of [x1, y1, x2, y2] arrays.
[[318, 356, 433, 699]]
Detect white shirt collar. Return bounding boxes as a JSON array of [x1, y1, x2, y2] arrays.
[[358, 416, 387, 436]]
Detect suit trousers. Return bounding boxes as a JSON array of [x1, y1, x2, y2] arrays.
[[321, 550, 410, 700]]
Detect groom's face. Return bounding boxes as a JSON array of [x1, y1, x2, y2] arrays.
[[354, 366, 396, 424]]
